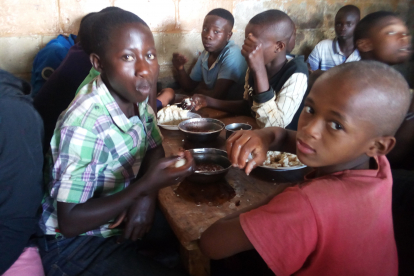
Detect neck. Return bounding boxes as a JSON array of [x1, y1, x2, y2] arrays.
[[337, 36, 355, 51], [266, 54, 288, 78], [313, 154, 371, 178]]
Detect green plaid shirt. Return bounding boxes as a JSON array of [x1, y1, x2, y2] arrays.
[[40, 76, 162, 237]]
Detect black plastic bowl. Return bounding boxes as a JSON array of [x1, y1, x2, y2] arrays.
[[225, 123, 252, 139], [178, 118, 225, 142], [186, 148, 231, 184]]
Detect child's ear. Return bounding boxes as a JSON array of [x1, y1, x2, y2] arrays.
[[90, 53, 104, 73], [355, 38, 373, 53], [275, 41, 286, 53], [227, 31, 233, 41], [366, 136, 396, 157]]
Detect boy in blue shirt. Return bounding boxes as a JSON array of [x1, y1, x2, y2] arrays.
[[172, 8, 247, 100]]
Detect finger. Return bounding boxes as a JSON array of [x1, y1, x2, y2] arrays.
[[123, 219, 134, 240], [231, 133, 253, 169], [245, 159, 257, 176], [131, 225, 145, 241], [160, 155, 182, 169], [108, 210, 127, 229], [226, 131, 245, 166]]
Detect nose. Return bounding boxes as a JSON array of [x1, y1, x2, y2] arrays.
[[135, 58, 150, 78], [302, 117, 322, 140]]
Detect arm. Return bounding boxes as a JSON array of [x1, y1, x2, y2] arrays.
[[199, 183, 294, 259], [251, 73, 308, 128], [306, 44, 321, 72], [226, 127, 297, 175], [387, 97, 414, 169], [56, 126, 194, 237], [172, 53, 199, 92], [191, 94, 250, 115]]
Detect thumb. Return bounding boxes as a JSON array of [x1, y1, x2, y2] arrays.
[[159, 155, 182, 169]]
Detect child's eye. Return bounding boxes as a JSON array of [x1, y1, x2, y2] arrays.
[[214, 30, 219, 34], [123, 55, 134, 61], [304, 106, 314, 114], [203, 28, 207, 32], [329, 122, 343, 130], [387, 31, 397, 35], [147, 53, 155, 60]]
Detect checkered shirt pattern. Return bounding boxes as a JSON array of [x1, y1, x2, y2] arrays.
[[39, 76, 162, 237]]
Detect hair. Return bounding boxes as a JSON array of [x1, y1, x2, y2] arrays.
[[320, 61, 410, 136], [77, 12, 97, 54], [90, 8, 148, 57], [249, 9, 292, 26], [206, 8, 234, 28], [336, 5, 360, 18], [353, 11, 397, 44]]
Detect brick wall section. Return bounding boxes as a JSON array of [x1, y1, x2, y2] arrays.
[[0, 0, 411, 83]]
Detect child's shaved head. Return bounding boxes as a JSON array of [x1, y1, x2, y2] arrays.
[[354, 11, 396, 43], [318, 61, 410, 136], [207, 8, 234, 28], [249, 10, 295, 42], [336, 5, 360, 18]]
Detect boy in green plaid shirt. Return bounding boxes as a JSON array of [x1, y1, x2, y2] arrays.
[[38, 9, 194, 276]]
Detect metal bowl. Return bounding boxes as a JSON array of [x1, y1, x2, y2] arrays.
[[225, 123, 252, 139], [186, 148, 231, 184], [178, 118, 225, 142]]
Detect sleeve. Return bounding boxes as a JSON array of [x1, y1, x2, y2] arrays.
[[307, 43, 321, 71], [189, 54, 204, 82], [251, 72, 308, 128], [0, 99, 44, 274], [50, 126, 106, 204], [145, 104, 163, 149], [240, 187, 318, 276], [217, 46, 247, 82]]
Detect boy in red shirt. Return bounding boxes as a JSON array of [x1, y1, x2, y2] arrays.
[[199, 61, 411, 276]]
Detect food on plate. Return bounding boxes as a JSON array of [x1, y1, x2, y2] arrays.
[[174, 158, 187, 168], [262, 151, 304, 168], [195, 163, 224, 172], [157, 105, 190, 125]]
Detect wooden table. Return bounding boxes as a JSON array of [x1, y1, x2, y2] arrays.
[[158, 108, 309, 276]]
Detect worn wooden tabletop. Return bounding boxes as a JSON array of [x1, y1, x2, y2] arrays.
[[158, 108, 310, 250]]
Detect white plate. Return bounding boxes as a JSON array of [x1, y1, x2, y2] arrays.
[[158, 112, 201, 130], [258, 164, 307, 171], [257, 151, 306, 171]]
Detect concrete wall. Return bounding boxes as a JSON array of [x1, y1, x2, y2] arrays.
[[0, 0, 411, 84]]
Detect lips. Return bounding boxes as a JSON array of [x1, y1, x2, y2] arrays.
[[136, 82, 151, 95], [296, 138, 316, 155]]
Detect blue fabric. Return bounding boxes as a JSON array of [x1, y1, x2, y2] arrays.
[[189, 40, 247, 99], [30, 34, 77, 97]]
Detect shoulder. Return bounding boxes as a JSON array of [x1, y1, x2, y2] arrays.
[[221, 41, 242, 58], [280, 56, 309, 79], [315, 39, 334, 49]]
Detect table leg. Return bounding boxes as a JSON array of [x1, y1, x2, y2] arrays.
[[180, 244, 210, 276]]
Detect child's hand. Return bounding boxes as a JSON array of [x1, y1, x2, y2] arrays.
[[172, 53, 188, 71], [191, 94, 208, 111], [241, 33, 266, 74], [141, 150, 195, 192], [226, 130, 270, 175]]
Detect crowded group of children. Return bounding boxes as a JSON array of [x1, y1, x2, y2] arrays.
[[0, 3, 413, 276]]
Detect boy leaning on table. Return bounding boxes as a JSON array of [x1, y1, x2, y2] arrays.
[[199, 61, 410, 276]]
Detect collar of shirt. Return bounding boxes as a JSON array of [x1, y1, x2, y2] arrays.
[[201, 40, 234, 70], [332, 37, 359, 58], [93, 76, 149, 133]]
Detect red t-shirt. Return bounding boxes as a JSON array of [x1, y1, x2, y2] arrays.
[[240, 156, 397, 276]]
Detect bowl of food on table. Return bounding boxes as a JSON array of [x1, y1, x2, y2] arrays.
[[225, 123, 252, 139], [157, 105, 200, 130], [178, 118, 225, 142], [185, 148, 232, 184]]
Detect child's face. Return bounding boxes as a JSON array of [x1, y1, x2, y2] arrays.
[[100, 22, 159, 104], [296, 76, 377, 170], [368, 17, 411, 65], [202, 15, 232, 54], [335, 12, 359, 40]]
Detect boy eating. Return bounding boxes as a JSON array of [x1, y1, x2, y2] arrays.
[[172, 8, 247, 100], [191, 10, 308, 129], [38, 9, 193, 275], [307, 5, 361, 71], [200, 61, 411, 276]]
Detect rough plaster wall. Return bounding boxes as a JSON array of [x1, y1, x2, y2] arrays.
[[0, 0, 411, 84]]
